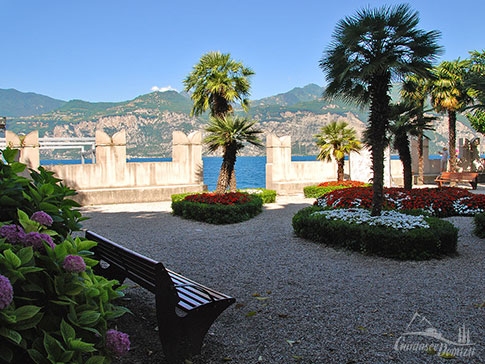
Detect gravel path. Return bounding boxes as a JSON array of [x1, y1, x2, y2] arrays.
[[81, 196, 484, 364]]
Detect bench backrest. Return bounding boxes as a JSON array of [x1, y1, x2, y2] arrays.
[[440, 172, 478, 179], [86, 230, 176, 299]]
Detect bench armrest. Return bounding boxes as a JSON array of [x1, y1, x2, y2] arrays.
[[173, 284, 217, 302]]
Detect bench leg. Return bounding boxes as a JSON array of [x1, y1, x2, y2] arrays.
[[471, 181, 478, 190], [158, 300, 234, 363]]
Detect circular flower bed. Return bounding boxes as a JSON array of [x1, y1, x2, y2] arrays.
[[293, 206, 458, 260], [303, 180, 370, 198], [315, 186, 485, 217], [172, 192, 263, 224]]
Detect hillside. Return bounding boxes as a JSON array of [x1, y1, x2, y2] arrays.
[[0, 88, 66, 117], [4, 85, 483, 158]]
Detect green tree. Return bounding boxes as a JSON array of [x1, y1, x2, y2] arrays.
[[183, 51, 254, 118], [430, 59, 472, 172], [204, 115, 263, 194], [389, 103, 435, 190], [315, 121, 362, 181], [320, 4, 441, 215], [401, 73, 434, 184], [466, 50, 485, 132]]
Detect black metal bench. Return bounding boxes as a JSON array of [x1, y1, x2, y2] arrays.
[[85, 230, 235, 363]]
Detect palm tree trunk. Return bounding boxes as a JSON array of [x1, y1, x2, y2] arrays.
[[368, 73, 391, 216], [228, 165, 237, 192], [417, 132, 424, 185], [337, 158, 345, 181], [448, 110, 457, 172], [215, 143, 237, 194], [395, 131, 413, 190]]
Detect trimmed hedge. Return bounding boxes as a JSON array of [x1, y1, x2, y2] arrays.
[[171, 188, 276, 204], [473, 212, 485, 238], [304, 183, 370, 198], [292, 206, 458, 260], [172, 194, 263, 224]]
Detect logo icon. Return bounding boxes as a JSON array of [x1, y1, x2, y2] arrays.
[[394, 312, 476, 358]]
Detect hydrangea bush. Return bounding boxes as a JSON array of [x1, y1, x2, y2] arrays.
[[0, 148, 130, 364]]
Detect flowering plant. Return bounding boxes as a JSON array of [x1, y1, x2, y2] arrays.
[[0, 148, 129, 363], [184, 192, 251, 205], [173, 192, 263, 224], [315, 186, 485, 217], [304, 181, 370, 198]]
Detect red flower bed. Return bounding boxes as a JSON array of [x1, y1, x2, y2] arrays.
[[317, 181, 367, 187], [184, 192, 251, 205], [315, 187, 485, 217]]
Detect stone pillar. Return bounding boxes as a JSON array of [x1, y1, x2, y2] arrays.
[[266, 134, 292, 189], [172, 131, 204, 184], [5, 130, 40, 169], [95, 130, 127, 186]]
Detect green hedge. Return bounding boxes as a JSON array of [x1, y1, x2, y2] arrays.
[[172, 195, 263, 224], [171, 188, 276, 204], [473, 212, 485, 238], [292, 206, 458, 260], [303, 184, 370, 198]]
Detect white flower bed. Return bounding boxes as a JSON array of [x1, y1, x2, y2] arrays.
[[312, 208, 430, 231], [243, 189, 263, 194]]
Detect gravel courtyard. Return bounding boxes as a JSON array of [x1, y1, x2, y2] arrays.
[[81, 196, 484, 364]]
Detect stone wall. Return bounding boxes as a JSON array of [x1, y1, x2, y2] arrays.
[[5, 130, 205, 205]]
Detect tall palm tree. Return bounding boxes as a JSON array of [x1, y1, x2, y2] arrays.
[[465, 50, 485, 132], [204, 115, 263, 194], [183, 51, 254, 118], [320, 4, 441, 215], [401, 74, 433, 184], [389, 103, 435, 190], [315, 121, 361, 181], [430, 59, 472, 172]]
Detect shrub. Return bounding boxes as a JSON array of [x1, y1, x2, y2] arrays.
[[172, 192, 263, 224], [316, 186, 485, 217], [303, 181, 369, 198], [473, 212, 485, 238], [292, 206, 458, 260], [171, 188, 276, 204], [0, 148, 129, 363]]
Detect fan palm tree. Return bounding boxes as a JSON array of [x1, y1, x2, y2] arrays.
[[204, 115, 263, 194], [465, 50, 485, 133], [183, 51, 254, 118], [430, 59, 472, 172], [320, 4, 441, 215], [401, 73, 433, 184], [389, 103, 435, 190], [315, 121, 362, 181]]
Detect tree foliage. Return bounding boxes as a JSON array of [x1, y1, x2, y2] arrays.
[[320, 3, 441, 215]]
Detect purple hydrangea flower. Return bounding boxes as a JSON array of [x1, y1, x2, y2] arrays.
[[40, 233, 56, 250], [106, 329, 130, 357], [62, 255, 86, 273], [0, 275, 13, 310], [0, 224, 26, 244], [30, 211, 53, 226], [23, 232, 45, 250]]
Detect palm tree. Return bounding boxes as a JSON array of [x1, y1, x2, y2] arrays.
[[204, 115, 263, 194], [430, 59, 472, 172], [401, 74, 433, 184], [320, 4, 441, 215], [183, 51, 254, 119], [315, 121, 361, 181], [389, 103, 435, 190], [465, 50, 485, 133]]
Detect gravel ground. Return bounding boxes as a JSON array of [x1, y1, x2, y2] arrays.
[[81, 196, 484, 364]]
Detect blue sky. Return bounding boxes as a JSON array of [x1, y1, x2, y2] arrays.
[[1, 0, 484, 102]]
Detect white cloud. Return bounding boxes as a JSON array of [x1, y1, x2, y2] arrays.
[[151, 85, 178, 92]]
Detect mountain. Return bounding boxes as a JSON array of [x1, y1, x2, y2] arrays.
[[3, 85, 482, 158], [0, 88, 66, 117]]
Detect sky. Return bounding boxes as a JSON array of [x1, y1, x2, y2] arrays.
[[1, 0, 484, 103]]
